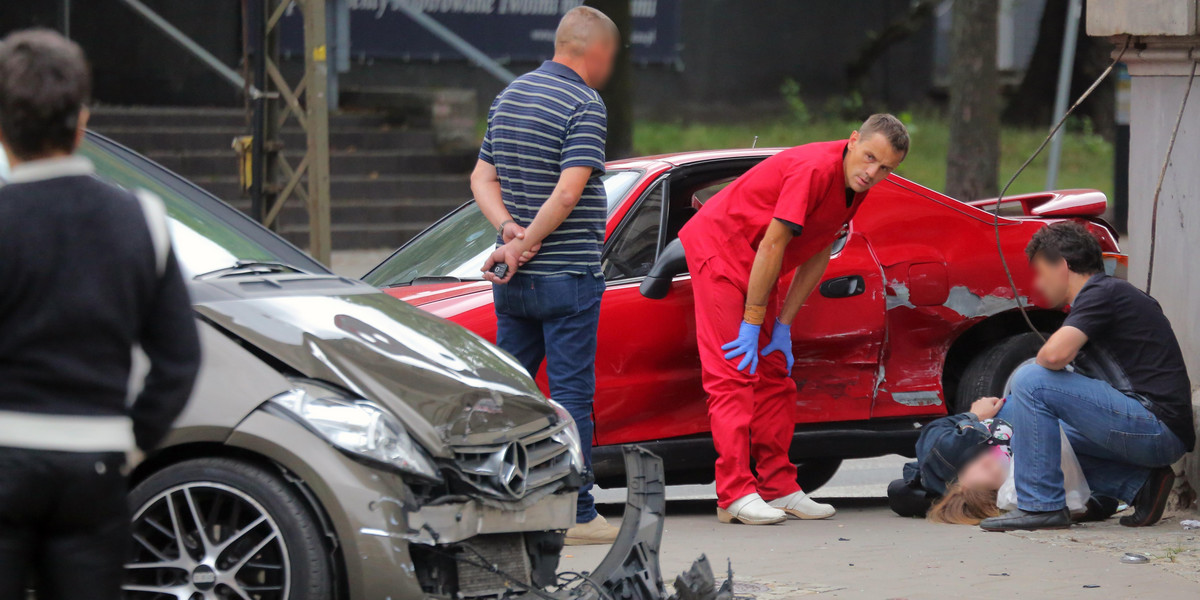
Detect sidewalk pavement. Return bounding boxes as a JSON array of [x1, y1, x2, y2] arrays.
[[561, 498, 1200, 599]]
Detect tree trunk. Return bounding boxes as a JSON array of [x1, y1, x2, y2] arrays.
[[1002, 0, 1115, 140], [585, 0, 633, 159], [946, 0, 1000, 202]]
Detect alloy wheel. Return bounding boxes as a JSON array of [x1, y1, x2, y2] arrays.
[[124, 481, 291, 600]]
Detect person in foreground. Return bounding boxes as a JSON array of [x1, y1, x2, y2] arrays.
[[471, 7, 619, 545], [978, 222, 1194, 532], [0, 30, 201, 599], [894, 396, 1115, 526], [678, 115, 909, 524]]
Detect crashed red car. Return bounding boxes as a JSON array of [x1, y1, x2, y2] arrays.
[[364, 148, 1126, 492]]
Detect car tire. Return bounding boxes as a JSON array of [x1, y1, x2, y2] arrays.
[[796, 458, 843, 494], [125, 457, 333, 600], [954, 332, 1044, 414]]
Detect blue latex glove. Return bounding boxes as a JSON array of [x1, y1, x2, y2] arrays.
[[760, 318, 794, 375], [722, 321, 762, 374]]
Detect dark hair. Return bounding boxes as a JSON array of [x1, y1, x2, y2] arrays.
[[1025, 221, 1104, 275], [859, 113, 909, 155], [0, 28, 91, 160]]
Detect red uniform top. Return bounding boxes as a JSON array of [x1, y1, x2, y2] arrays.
[[678, 140, 867, 283]]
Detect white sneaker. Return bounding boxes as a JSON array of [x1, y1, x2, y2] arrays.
[[717, 493, 787, 525], [768, 490, 836, 520]]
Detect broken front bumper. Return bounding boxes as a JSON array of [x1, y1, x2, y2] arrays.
[[232, 411, 727, 599]]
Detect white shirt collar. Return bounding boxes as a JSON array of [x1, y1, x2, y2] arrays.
[[7, 155, 95, 184]]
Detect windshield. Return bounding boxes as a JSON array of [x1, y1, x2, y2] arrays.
[[364, 169, 643, 287], [78, 139, 319, 279]]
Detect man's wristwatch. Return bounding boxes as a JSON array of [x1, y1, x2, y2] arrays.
[[498, 219, 516, 233]]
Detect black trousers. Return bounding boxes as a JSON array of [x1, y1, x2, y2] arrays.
[[0, 447, 128, 600]]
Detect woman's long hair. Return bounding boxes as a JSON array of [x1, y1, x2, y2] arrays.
[[927, 482, 1000, 525]]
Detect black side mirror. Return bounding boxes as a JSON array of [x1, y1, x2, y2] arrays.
[[639, 238, 687, 299]]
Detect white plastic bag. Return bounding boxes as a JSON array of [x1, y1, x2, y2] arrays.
[[997, 426, 1091, 513]]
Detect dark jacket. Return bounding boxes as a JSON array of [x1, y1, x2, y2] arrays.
[[0, 156, 200, 451], [888, 412, 995, 517]]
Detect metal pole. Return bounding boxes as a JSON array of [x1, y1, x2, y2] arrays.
[[61, 0, 70, 39], [303, 0, 333, 264], [390, 2, 516, 83], [248, 0, 268, 224], [1045, 0, 1082, 190], [119, 0, 259, 96]]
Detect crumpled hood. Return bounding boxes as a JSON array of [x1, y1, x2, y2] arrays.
[[193, 280, 554, 455]]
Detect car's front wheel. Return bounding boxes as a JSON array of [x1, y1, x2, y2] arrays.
[[954, 332, 1044, 414], [124, 457, 333, 600]]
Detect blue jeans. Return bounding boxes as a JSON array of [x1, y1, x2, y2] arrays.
[[493, 269, 605, 523], [999, 364, 1187, 512]]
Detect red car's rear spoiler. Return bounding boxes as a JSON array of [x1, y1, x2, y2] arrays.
[[968, 189, 1108, 218]]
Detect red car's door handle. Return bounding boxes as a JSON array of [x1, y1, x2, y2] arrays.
[[819, 275, 865, 299]]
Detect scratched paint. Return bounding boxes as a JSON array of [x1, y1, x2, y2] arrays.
[[942, 285, 1029, 318], [887, 280, 1029, 319], [890, 390, 943, 407], [885, 281, 915, 310]]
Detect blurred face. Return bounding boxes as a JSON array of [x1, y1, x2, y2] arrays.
[[959, 452, 1007, 491], [843, 130, 905, 193], [1031, 253, 1072, 308], [583, 34, 618, 89]]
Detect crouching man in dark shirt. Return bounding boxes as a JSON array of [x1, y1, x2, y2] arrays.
[[0, 30, 200, 599], [980, 222, 1193, 532]]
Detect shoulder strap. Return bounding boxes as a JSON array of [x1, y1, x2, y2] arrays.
[[134, 189, 170, 277]]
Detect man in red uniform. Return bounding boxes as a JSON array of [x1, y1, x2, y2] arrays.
[[679, 114, 909, 525]]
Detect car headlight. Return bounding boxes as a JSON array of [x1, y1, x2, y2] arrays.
[[269, 380, 441, 482], [548, 399, 586, 473]]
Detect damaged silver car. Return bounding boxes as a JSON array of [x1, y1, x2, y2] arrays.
[[74, 134, 725, 600]]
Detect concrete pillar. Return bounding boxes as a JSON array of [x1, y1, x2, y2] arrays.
[[1087, 0, 1200, 508]]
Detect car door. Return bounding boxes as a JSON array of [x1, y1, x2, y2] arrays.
[[594, 176, 711, 445], [783, 228, 887, 423]]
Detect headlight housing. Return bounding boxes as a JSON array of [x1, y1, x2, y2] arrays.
[[269, 380, 441, 482], [548, 399, 586, 473]]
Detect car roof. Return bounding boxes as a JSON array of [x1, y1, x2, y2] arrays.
[[606, 147, 785, 170]]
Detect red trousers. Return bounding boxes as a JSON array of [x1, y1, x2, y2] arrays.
[[688, 254, 801, 509]]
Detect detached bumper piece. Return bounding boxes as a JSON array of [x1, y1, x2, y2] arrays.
[[558, 447, 734, 600]]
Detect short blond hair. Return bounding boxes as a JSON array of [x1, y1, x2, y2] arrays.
[[555, 6, 618, 56]]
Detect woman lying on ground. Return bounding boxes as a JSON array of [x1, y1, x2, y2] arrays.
[[889, 397, 1119, 526]]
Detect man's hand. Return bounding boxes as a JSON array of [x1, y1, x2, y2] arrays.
[[760, 319, 794, 375], [969, 396, 1005, 421], [482, 242, 523, 284], [722, 321, 762, 374], [500, 220, 524, 244], [500, 222, 542, 265]]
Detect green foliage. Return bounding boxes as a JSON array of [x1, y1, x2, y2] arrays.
[[633, 113, 1114, 200], [779, 78, 811, 125]]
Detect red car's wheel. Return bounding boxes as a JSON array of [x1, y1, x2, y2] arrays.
[[954, 332, 1044, 413], [796, 458, 842, 494]]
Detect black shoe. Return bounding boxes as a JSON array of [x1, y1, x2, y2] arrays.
[[980, 508, 1071, 532], [1075, 495, 1121, 523], [1120, 467, 1175, 527]]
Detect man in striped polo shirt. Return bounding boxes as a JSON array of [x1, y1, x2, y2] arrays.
[[473, 6, 618, 546]]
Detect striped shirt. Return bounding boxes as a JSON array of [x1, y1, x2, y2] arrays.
[[480, 60, 608, 276]]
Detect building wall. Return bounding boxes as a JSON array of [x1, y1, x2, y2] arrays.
[[2, 1, 936, 114], [1125, 59, 1200, 379]]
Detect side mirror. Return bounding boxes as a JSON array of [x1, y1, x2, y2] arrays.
[[639, 238, 687, 299]]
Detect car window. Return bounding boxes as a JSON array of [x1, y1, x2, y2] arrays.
[[78, 140, 323, 278], [365, 170, 643, 287], [602, 182, 663, 281]]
